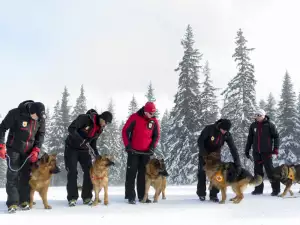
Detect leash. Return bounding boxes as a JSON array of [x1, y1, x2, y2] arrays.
[[86, 142, 97, 159], [4, 153, 32, 172]]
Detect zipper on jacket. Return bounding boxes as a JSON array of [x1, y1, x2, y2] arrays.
[[24, 120, 34, 152]]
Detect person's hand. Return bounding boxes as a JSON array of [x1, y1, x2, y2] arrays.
[[0, 144, 6, 159], [30, 147, 40, 163], [272, 148, 278, 156], [125, 144, 132, 152]]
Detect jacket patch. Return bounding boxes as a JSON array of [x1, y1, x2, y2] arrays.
[[148, 121, 154, 129], [85, 126, 90, 130], [211, 136, 215, 141], [22, 121, 28, 127]]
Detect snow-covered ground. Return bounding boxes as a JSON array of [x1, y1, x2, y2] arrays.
[[1, 183, 300, 225]]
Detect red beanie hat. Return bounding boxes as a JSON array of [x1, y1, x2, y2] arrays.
[[144, 102, 156, 113]]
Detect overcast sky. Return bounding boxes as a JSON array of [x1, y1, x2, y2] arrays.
[[0, 0, 299, 123]]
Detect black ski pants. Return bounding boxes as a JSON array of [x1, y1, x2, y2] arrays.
[[196, 155, 219, 198], [253, 152, 280, 193], [125, 152, 150, 201], [64, 146, 93, 201], [6, 149, 32, 208]]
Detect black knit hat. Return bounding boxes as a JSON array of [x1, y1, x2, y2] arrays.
[[99, 111, 113, 124], [29, 102, 46, 120], [218, 119, 232, 131]]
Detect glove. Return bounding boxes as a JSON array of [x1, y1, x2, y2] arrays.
[[125, 144, 132, 152], [236, 164, 242, 176], [0, 143, 6, 159], [245, 151, 250, 159], [272, 148, 278, 156], [30, 147, 40, 163], [79, 138, 90, 147]]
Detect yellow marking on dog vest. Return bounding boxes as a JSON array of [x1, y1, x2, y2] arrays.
[[288, 167, 295, 181]]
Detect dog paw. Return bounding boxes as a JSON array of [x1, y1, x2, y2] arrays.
[[45, 205, 52, 209], [162, 197, 166, 200], [92, 201, 98, 206], [278, 194, 284, 198], [153, 200, 158, 203], [219, 201, 225, 204], [104, 201, 108, 206]]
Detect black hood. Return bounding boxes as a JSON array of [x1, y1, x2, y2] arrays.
[[18, 100, 34, 116]]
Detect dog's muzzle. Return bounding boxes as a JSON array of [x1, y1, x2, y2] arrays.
[[50, 166, 61, 174]]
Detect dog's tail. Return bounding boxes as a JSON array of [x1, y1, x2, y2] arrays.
[[249, 175, 263, 186]]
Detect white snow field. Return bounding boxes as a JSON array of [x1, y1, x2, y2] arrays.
[[1, 183, 300, 225]]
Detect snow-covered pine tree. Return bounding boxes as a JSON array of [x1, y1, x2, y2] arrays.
[[220, 29, 257, 171], [145, 81, 160, 119], [42, 107, 51, 153], [296, 92, 300, 157], [166, 25, 202, 184], [265, 93, 277, 123], [118, 120, 127, 185], [259, 99, 267, 110], [199, 61, 219, 127], [47, 101, 65, 186], [128, 95, 138, 117], [160, 109, 171, 160], [72, 84, 87, 120], [276, 72, 298, 164], [96, 99, 122, 184]]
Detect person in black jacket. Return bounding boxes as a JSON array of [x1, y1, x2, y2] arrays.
[[0, 100, 46, 213], [196, 119, 241, 202], [64, 109, 112, 207], [245, 109, 280, 196]]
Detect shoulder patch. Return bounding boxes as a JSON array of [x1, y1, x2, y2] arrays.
[[211, 136, 214, 141], [22, 121, 28, 127]]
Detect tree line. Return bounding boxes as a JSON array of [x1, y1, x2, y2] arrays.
[[0, 25, 299, 187]]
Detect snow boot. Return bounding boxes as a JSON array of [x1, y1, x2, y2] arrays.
[[199, 196, 205, 201], [139, 198, 151, 203], [128, 199, 136, 204], [68, 199, 77, 207], [83, 198, 93, 205], [20, 202, 30, 210], [251, 190, 263, 195], [271, 191, 280, 196], [209, 196, 219, 203], [8, 205, 18, 214]]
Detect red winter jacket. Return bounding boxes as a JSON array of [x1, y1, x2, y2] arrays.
[[122, 107, 160, 152]]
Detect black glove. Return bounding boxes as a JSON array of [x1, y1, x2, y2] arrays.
[[245, 151, 250, 159], [125, 144, 132, 152], [236, 165, 242, 176]]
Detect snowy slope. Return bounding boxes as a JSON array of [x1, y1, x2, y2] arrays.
[[1, 183, 300, 225]]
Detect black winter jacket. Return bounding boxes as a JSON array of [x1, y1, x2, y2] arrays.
[[0, 100, 45, 153], [245, 116, 279, 154], [197, 119, 241, 166], [65, 112, 103, 156]]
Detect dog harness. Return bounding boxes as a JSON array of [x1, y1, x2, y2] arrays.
[[213, 170, 224, 183], [91, 174, 104, 180]]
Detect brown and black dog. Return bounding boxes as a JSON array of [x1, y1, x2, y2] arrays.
[[90, 155, 115, 206], [29, 153, 60, 209], [272, 164, 300, 197], [204, 152, 262, 204], [141, 158, 169, 203]]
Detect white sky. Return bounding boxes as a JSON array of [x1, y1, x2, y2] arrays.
[[0, 0, 299, 122]]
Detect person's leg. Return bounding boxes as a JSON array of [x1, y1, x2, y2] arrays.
[[196, 156, 208, 200], [137, 155, 150, 202], [18, 153, 32, 210], [263, 154, 280, 196], [6, 150, 21, 212], [124, 152, 139, 204], [78, 152, 93, 204], [65, 147, 79, 205]]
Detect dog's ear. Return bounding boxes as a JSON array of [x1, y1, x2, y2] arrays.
[[40, 153, 50, 164], [107, 159, 115, 166], [96, 155, 102, 160]]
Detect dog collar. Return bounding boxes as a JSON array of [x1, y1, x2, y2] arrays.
[[91, 174, 104, 180]]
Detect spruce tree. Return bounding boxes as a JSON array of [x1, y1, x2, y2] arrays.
[[118, 120, 127, 184], [265, 93, 277, 122], [145, 81, 160, 118], [42, 107, 51, 153], [159, 110, 171, 159], [72, 85, 87, 120], [128, 95, 138, 117], [199, 61, 219, 127], [259, 99, 267, 110], [166, 25, 202, 184], [220, 29, 257, 170], [276, 72, 298, 164], [296, 92, 300, 153]]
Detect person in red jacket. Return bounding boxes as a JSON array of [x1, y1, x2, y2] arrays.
[[122, 102, 160, 204]]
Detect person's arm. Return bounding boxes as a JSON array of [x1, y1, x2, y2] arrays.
[[150, 120, 160, 150], [0, 109, 17, 144], [225, 132, 241, 167], [90, 138, 99, 156], [245, 124, 254, 155], [197, 126, 209, 156], [68, 115, 88, 144], [33, 119, 45, 148], [121, 114, 136, 147], [269, 122, 279, 151]]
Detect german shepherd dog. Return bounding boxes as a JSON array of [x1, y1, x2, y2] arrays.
[[141, 158, 169, 203], [204, 152, 263, 204], [29, 153, 61, 209], [272, 164, 300, 197], [90, 155, 115, 206]]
